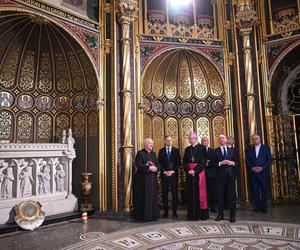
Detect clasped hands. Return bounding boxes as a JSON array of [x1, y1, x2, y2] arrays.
[[188, 170, 195, 176], [220, 159, 234, 166], [147, 161, 157, 172], [164, 170, 175, 177], [252, 166, 263, 173]]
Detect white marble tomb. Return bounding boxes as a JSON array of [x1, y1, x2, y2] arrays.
[[0, 129, 78, 224]]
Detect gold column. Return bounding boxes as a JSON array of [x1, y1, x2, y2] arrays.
[[117, 0, 138, 212], [99, 0, 107, 211], [267, 0, 274, 34], [297, 0, 300, 26], [236, 0, 257, 138], [192, 0, 197, 38]]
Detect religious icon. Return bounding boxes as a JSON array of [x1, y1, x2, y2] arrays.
[[56, 96, 70, 111], [87, 92, 97, 108], [0, 92, 14, 108], [152, 99, 164, 114], [37, 96, 52, 111], [18, 95, 34, 110], [143, 97, 152, 112], [211, 99, 224, 113], [180, 102, 193, 115], [72, 95, 86, 110], [195, 101, 209, 114], [165, 101, 178, 115]]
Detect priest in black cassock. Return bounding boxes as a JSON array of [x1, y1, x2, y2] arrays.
[[183, 132, 208, 220], [133, 138, 160, 221]]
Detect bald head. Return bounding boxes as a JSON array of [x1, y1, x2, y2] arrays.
[[188, 132, 198, 146]]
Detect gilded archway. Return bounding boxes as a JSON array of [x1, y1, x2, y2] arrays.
[[0, 11, 100, 206], [142, 48, 227, 155]]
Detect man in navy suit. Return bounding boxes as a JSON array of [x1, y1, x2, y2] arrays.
[[214, 134, 238, 223], [158, 135, 181, 218], [246, 134, 272, 213]]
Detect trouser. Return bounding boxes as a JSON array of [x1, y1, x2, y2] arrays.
[[217, 177, 236, 218], [161, 176, 178, 213], [250, 174, 268, 209], [206, 177, 217, 211]]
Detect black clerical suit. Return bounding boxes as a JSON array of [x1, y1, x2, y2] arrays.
[[158, 146, 181, 216], [183, 144, 208, 220], [214, 146, 238, 221], [133, 149, 161, 221], [205, 147, 217, 212]]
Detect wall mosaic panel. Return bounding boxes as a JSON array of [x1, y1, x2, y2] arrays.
[[142, 49, 226, 157], [0, 12, 99, 143]]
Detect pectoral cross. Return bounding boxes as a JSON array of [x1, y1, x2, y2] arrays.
[[191, 157, 195, 162]]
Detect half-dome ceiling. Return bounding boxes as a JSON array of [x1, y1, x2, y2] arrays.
[[0, 11, 98, 94], [143, 49, 223, 100]]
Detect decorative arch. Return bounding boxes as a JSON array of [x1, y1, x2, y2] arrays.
[[141, 48, 227, 156], [0, 7, 100, 79]]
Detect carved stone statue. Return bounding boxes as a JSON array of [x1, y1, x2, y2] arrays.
[[19, 163, 34, 197], [55, 164, 65, 192], [0, 161, 9, 197], [38, 161, 51, 194], [1, 165, 14, 198]]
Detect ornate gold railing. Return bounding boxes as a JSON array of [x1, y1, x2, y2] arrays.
[[267, 115, 300, 203]]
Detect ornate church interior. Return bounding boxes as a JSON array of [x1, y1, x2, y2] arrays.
[[0, 0, 300, 249]]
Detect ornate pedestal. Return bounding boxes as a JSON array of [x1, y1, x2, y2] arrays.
[[0, 129, 78, 224]]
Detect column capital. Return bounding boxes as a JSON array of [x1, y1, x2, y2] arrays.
[[117, 0, 138, 25], [235, 1, 257, 35]]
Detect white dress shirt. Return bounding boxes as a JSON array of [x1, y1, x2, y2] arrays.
[[255, 144, 261, 158]]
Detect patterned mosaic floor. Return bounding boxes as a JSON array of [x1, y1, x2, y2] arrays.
[[65, 220, 300, 250]]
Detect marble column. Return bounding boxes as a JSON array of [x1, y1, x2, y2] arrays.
[[117, 0, 138, 212]]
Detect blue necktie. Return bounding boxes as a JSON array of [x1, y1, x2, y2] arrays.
[[167, 148, 171, 160], [223, 147, 227, 160]]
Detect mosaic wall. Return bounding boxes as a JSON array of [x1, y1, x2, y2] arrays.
[[142, 49, 226, 155], [0, 12, 99, 143]]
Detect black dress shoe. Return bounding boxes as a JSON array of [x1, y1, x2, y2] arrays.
[[210, 209, 217, 213], [172, 212, 178, 218], [162, 213, 168, 218], [230, 217, 236, 223], [215, 215, 224, 221]]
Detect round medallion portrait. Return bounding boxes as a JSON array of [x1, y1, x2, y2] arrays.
[[56, 96, 70, 111], [18, 95, 34, 110], [37, 96, 52, 111], [180, 101, 193, 115], [165, 101, 178, 115], [87, 92, 97, 108], [72, 94, 86, 110], [195, 101, 209, 114], [211, 99, 225, 113], [152, 99, 164, 114], [0, 92, 14, 108], [143, 97, 152, 112]]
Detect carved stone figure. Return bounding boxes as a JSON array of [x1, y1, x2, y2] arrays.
[[19, 163, 34, 197], [0, 161, 8, 197], [55, 164, 65, 192], [38, 162, 51, 194], [1, 165, 14, 198]]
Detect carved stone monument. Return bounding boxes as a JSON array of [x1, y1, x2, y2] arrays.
[[0, 129, 78, 224]]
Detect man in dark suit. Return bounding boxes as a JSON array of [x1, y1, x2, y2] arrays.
[[158, 135, 181, 218], [201, 137, 217, 213], [246, 134, 272, 213], [214, 134, 238, 223]]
